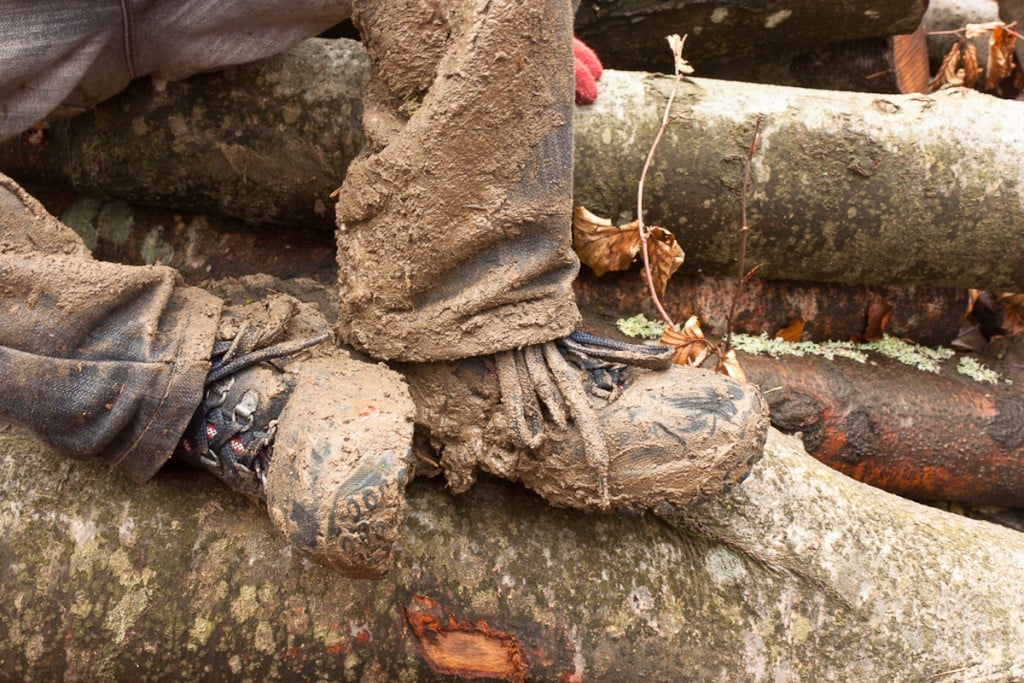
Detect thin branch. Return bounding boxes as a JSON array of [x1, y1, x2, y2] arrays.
[[637, 35, 691, 332], [724, 115, 762, 354]]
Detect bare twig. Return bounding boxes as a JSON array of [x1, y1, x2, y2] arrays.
[[723, 115, 763, 354], [637, 35, 692, 332]]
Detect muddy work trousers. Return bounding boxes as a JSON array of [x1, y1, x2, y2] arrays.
[[335, 0, 581, 361], [0, 0, 581, 476], [0, 174, 220, 481], [0, 1, 351, 481]]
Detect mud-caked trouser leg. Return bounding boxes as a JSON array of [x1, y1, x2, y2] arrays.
[[0, 173, 415, 578], [336, 0, 581, 362], [337, 0, 770, 514], [0, 173, 219, 481]]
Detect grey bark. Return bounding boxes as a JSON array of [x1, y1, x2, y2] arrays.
[[3, 38, 1023, 292], [2, 425, 1023, 681], [575, 70, 1024, 292], [0, 39, 369, 228]]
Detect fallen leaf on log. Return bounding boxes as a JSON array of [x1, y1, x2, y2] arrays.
[[962, 42, 980, 89], [774, 320, 805, 342], [862, 298, 893, 341], [571, 206, 640, 277], [930, 42, 972, 91], [998, 292, 1024, 336], [985, 24, 1018, 89], [571, 207, 684, 299], [661, 315, 713, 367], [646, 226, 685, 299]]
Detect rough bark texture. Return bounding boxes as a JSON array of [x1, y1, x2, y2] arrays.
[[4, 39, 1023, 291], [572, 0, 924, 72], [575, 70, 1024, 292], [740, 344, 1024, 507], [2, 425, 1023, 681], [0, 39, 369, 228], [575, 270, 969, 345]]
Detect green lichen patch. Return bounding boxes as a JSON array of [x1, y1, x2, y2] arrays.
[[957, 356, 1006, 385], [734, 332, 1016, 383], [616, 314, 667, 340], [730, 333, 868, 363]]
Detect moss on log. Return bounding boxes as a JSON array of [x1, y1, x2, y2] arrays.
[[3, 39, 1023, 291], [2, 426, 1023, 680], [575, 71, 1024, 291], [0, 39, 368, 228]]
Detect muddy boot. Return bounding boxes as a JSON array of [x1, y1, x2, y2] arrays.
[[399, 332, 769, 512], [175, 295, 415, 578]]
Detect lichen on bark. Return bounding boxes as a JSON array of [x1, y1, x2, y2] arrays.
[[3, 426, 1024, 680]]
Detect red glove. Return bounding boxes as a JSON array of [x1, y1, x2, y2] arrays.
[[574, 37, 603, 105]]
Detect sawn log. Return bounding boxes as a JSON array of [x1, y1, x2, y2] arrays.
[[1, 426, 1023, 681], [2, 39, 1024, 291]]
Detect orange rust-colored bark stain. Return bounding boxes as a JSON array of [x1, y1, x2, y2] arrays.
[[405, 595, 527, 682]]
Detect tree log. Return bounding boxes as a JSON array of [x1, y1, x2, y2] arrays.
[[739, 342, 1024, 507], [2, 425, 1023, 680], [574, 270, 969, 345], [3, 39, 1023, 291], [575, 70, 1024, 292], [1, 39, 369, 228], [572, 0, 924, 72]]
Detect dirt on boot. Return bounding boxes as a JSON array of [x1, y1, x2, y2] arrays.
[[398, 347, 770, 513], [183, 290, 417, 578]]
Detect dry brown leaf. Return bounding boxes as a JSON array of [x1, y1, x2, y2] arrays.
[[646, 226, 685, 299], [667, 34, 694, 76], [863, 299, 893, 341], [721, 349, 747, 383], [985, 25, 1017, 90], [998, 292, 1024, 336], [929, 43, 965, 92], [660, 315, 712, 366], [965, 21, 1007, 40], [962, 43, 980, 89], [572, 207, 641, 277], [774, 320, 804, 343]]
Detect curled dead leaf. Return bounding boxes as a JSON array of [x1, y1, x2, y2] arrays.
[[863, 299, 893, 342], [962, 43, 980, 90], [667, 34, 694, 76], [998, 292, 1024, 337], [660, 315, 712, 367], [985, 25, 1017, 90], [646, 226, 685, 299], [572, 206, 641, 277], [930, 43, 965, 92]]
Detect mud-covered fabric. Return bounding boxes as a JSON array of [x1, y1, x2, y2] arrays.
[[335, 0, 582, 362], [0, 0, 352, 140], [0, 173, 220, 481]]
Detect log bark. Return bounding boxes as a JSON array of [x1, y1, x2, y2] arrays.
[[3, 38, 1023, 291], [572, 0, 924, 72], [575, 70, 1024, 292], [574, 270, 969, 345], [2, 424, 1023, 681], [739, 342, 1024, 507], [1, 39, 369, 228]]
